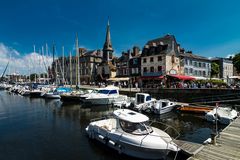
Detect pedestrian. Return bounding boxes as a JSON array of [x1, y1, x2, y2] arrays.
[[135, 81, 138, 90]]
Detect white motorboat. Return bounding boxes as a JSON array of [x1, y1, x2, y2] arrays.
[[205, 107, 238, 125], [152, 99, 176, 115], [44, 87, 72, 99], [133, 93, 156, 112], [86, 109, 179, 159], [133, 93, 176, 114], [82, 86, 127, 105]]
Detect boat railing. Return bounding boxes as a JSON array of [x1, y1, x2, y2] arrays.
[[90, 114, 114, 122], [149, 120, 181, 141]]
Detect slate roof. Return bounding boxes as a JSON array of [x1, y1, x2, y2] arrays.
[[142, 34, 179, 57], [83, 50, 102, 57], [180, 52, 211, 61]]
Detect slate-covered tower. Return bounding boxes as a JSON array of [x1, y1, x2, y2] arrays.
[[102, 20, 114, 62]]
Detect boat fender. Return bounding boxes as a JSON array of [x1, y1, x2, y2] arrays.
[[108, 140, 115, 146], [98, 134, 105, 140]]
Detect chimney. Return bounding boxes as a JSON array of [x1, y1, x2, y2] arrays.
[[79, 48, 86, 56], [132, 46, 140, 57]]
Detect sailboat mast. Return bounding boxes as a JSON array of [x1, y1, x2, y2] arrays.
[[52, 43, 57, 85], [33, 45, 37, 83], [38, 48, 41, 83], [75, 33, 79, 87], [69, 51, 72, 87], [41, 46, 45, 84], [46, 43, 49, 84], [62, 46, 65, 85]]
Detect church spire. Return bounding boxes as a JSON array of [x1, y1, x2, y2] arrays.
[[103, 18, 113, 51], [103, 18, 113, 62]]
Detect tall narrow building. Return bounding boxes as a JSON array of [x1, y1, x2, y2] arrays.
[[102, 20, 114, 62]]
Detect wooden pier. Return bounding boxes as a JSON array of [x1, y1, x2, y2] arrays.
[[173, 140, 204, 156], [188, 116, 240, 160]]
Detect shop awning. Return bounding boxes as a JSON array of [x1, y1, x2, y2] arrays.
[[106, 77, 130, 81], [167, 74, 195, 80], [193, 76, 208, 80], [229, 76, 240, 79], [141, 76, 164, 80]]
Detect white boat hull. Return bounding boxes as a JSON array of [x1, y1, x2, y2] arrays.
[[86, 126, 176, 159], [45, 93, 61, 99], [83, 96, 128, 105], [205, 107, 238, 125]]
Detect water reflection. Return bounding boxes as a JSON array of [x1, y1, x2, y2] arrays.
[[0, 91, 230, 160]]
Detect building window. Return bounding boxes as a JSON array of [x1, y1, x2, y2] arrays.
[[194, 62, 197, 67], [143, 58, 146, 63], [199, 62, 202, 68], [172, 55, 175, 63], [203, 71, 206, 76], [158, 56, 162, 61], [185, 68, 188, 74], [203, 63, 206, 68], [143, 67, 147, 72], [190, 68, 193, 74], [150, 57, 154, 62], [199, 70, 201, 76], [190, 60, 192, 65], [194, 70, 197, 76], [158, 66, 162, 72], [185, 59, 188, 65], [133, 59, 138, 65], [150, 67, 154, 72]]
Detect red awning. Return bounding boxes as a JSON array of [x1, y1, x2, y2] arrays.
[[141, 76, 164, 80], [167, 74, 195, 80]]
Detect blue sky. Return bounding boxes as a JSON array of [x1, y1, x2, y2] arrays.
[[1, 0, 240, 74]]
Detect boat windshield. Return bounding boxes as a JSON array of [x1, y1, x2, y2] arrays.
[[98, 89, 110, 94], [98, 89, 117, 94], [119, 119, 153, 135]]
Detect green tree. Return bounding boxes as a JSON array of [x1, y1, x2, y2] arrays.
[[211, 62, 220, 77], [233, 53, 240, 73], [30, 73, 38, 82]]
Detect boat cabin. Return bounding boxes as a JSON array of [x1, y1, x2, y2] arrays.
[[135, 93, 152, 105], [113, 109, 153, 135], [97, 86, 119, 95]]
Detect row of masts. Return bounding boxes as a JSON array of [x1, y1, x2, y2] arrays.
[[3, 34, 80, 88]]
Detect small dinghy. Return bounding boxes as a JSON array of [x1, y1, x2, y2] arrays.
[[205, 107, 238, 125], [86, 109, 180, 159]]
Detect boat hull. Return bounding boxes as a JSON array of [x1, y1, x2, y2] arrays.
[[87, 128, 171, 159]]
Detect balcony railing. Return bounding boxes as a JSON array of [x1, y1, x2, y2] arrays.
[[142, 71, 163, 76]]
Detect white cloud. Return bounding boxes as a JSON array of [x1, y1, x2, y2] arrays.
[[226, 54, 234, 58], [0, 43, 52, 75]]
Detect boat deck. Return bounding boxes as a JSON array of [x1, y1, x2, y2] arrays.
[[177, 105, 213, 114], [188, 116, 240, 160]]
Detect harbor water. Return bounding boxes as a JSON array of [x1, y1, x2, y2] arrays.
[[0, 91, 231, 160]]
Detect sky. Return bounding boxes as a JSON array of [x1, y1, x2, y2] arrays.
[[1, 0, 240, 75]]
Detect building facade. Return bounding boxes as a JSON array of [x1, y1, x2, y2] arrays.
[[212, 57, 233, 82], [141, 35, 181, 76], [180, 51, 211, 79]]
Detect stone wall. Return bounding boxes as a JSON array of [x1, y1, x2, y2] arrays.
[[120, 88, 240, 103]]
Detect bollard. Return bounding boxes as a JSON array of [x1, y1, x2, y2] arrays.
[[211, 132, 217, 145]]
